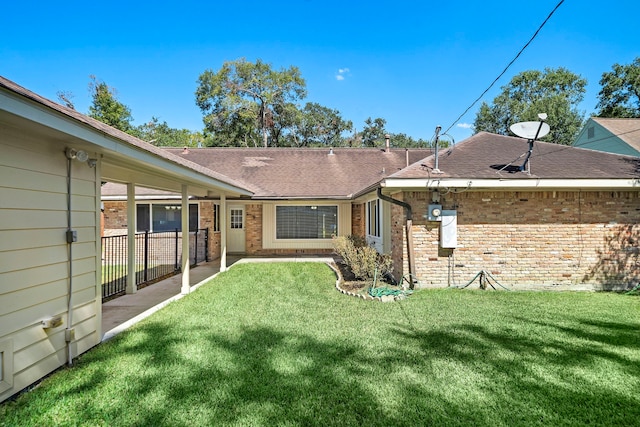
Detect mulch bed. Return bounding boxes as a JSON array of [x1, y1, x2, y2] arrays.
[[332, 258, 402, 296]]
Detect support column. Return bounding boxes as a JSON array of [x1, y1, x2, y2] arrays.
[[181, 184, 190, 295], [126, 183, 136, 294], [220, 194, 227, 272]]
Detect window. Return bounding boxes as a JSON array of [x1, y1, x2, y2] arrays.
[[230, 208, 243, 229], [367, 199, 381, 238], [136, 204, 150, 232], [587, 126, 595, 139], [213, 204, 220, 232], [136, 203, 198, 232], [276, 205, 337, 239]]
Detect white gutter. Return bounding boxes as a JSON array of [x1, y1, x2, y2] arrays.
[[382, 178, 640, 191]]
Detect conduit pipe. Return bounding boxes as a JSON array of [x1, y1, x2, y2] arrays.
[[377, 188, 417, 288], [65, 153, 74, 366]]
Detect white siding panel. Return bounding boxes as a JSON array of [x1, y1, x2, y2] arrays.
[[0, 113, 101, 403], [13, 330, 66, 373], [0, 245, 67, 274], [0, 229, 70, 252], [0, 165, 66, 195], [0, 187, 66, 210], [71, 286, 96, 308], [0, 210, 67, 230], [2, 349, 67, 403], [10, 323, 54, 354], [0, 279, 67, 316], [0, 135, 67, 177], [0, 296, 67, 338], [0, 263, 67, 294]]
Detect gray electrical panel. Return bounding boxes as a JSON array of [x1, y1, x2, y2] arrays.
[[440, 210, 457, 248]]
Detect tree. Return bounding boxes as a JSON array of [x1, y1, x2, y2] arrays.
[[295, 102, 353, 147], [87, 75, 134, 133], [135, 117, 200, 147], [360, 117, 387, 147], [474, 68, 587, 145], [56, 90, 75, 110], [196, 58, 307, 147], [387, 132, 430, 148], [596, 57, 640, 118]]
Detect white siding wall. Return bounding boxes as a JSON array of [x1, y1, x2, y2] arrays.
[[0, 125, 101, 402]]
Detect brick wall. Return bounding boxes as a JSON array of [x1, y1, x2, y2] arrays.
[[198, 201, 220, 259], [351, 203, 365, 237], [103, 201, 128, 231], [392, 190, 640, 290]]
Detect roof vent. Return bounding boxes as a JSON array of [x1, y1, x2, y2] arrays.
[[182, 146, 190, 154], [329, 147, 334, 155]]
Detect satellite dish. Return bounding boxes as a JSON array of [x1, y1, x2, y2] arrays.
[[510, 121, 550, 140]]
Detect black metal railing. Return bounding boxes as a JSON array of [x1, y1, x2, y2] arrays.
[[101, 228, 209, 301]]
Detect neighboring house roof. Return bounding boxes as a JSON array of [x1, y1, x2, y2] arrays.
[[0, 76, 252, 196], [385, 132, 640, 190], [573, 117, 640, 156], [101, 183, 188, 200], [164, 147, 432, 199]]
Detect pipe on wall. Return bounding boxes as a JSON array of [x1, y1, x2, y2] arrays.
[[377, 188, 417, 288], [65, 154, 74, 366]]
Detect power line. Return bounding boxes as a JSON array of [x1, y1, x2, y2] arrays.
[[442, 0, 566, 136]]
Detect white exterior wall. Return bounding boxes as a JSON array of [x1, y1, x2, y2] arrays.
[[0, 125, 101, 402]]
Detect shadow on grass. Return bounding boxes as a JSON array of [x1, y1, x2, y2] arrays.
[[388, 312, 640, 426], [4, 289, 639, 426], [57, 313, 636, 426]]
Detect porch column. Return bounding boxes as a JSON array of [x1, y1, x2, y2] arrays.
[[220, 194, 227, 272], [181, 184, 190, 295], [126, 182, 136, 294]]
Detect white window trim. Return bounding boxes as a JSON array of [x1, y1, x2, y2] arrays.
[[262, 202, 351, 249], [366, 198, 383, 253]]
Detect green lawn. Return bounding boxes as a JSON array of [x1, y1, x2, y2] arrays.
[[2, 263, 639, 426]]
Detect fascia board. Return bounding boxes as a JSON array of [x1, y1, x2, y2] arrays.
[[382, 178, 640, 190]]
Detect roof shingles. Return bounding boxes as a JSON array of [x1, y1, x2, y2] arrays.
[[391, 132, 640, 180], [165, 147, 432, 198]]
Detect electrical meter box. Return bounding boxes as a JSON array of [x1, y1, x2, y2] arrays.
[[440, 210, 457, 248]]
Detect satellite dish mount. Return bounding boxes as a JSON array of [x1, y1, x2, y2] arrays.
[[508, 113, 550, 174]]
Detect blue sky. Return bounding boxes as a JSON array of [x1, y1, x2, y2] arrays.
[[2, 0, 639, 145]]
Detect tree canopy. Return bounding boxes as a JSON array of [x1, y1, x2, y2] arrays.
[[596, 57, 640, 118], [474, 67, 587, 145], [196, 58, 307, 147], [88, 76, 134, 133]]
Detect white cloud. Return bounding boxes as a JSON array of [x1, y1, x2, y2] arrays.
[[457, 123, 473, 129], [335, 68, 350, 81]]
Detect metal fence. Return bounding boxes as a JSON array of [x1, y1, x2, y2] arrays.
[[101, 228, 209, 301]]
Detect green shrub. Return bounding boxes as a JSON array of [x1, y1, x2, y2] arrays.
[[333, 235, 393, 281]]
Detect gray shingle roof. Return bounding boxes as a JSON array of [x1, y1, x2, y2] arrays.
[[391, 132, 640, 180], [165, 147, 432, 198]]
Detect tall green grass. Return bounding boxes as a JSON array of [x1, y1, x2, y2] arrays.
[[2, 263, 638, 426]]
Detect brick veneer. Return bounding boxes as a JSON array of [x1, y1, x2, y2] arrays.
[[392, 190, 640, 289], [351, 203, 365, 236], [103, 201, 128, 230]]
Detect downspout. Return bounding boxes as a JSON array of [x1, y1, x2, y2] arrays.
[[377, 187, 417, 288]]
